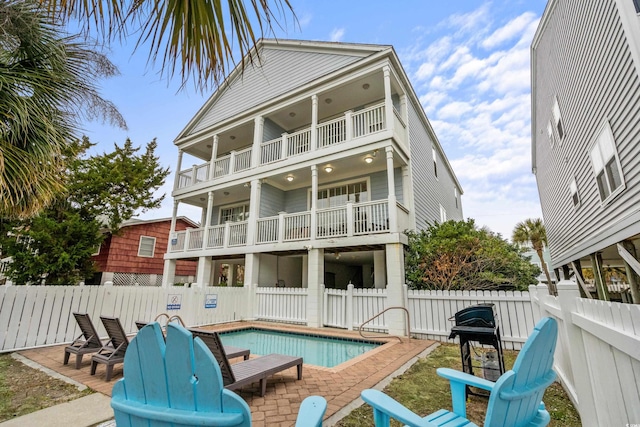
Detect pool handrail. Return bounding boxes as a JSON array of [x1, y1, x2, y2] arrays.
[[359, 306, 410, 343]]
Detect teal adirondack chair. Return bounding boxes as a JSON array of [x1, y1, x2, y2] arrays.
[[361, 317, 558, 427], [111, 322, 326, 426]]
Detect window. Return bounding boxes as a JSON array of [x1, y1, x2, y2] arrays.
[[590, 121, 624, 202], [432, 146, 438, 177], [454, 188, 458, 209], [570, 179, 580, 208], [138, 236, 156, 257], [439, 204, 447, 222], [220, 204, 250, 223], [552, 97, 564, 141], [634, 0, 640, 13], [316, 181, 368, 209]]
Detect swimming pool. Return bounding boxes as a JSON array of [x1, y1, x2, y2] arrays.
[[218, 328, 381, 368]]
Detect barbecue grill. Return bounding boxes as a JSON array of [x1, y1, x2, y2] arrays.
[[448, 303, 505, 393]]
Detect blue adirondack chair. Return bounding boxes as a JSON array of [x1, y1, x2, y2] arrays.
[[361, 317, 558, 427], [111, 322, 326, 426]]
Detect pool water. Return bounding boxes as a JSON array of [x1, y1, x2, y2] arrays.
[[218, 328, 380, 368]]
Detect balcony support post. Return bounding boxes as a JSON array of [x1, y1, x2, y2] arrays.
[[383, 66, 394, 133], [311, 95, 318, 150], [229, 150, 237, 174], [346, 202, 354, 236], [278, 212, 286, 242], [202, 191, 214, 249], [174, 150, 184, 190], [306, 248, 325, 328], [208, 135, 218, 179], [246, 179, 261, 246], [252, 117, 264, 168], [161, 260, 176, 288], [386, 146, 397, 232], [311, 165, 318, 240], [400, 93, 408, 124], [281, 133, 288, 160], [195, 257, 213, 288], [402, 165, 414, 228], [345, 110, 353, 141]]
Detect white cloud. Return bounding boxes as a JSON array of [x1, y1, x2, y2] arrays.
[[481, 12, 538, 49], [329, 28, 345, 42], [400, 3, 543, 237]]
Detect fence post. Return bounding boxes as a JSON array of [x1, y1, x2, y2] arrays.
[[556, 280, 598, 426], [346, 283, 354, 331], [528, 284, 542, 321]]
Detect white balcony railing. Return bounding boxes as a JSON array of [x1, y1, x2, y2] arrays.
[[170, 200, 396, 253], [177, 103, 395, 189]]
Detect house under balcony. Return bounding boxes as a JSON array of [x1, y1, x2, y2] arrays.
[[161, 39, 463, 305]]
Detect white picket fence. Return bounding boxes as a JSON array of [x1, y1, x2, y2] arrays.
[[322, 285, 535, 350], [0, 285, 248, 351], [530, 281, 640, 427], [1, 283, 536, 352]]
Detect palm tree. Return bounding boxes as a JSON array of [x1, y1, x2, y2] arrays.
[[0, 0, 125, 219], [512, 218, 556, 294], [41, 0, 297, 92]]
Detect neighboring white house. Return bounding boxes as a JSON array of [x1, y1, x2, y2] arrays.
[[160, 39, 463, 332], [531, 0, 640, 303]]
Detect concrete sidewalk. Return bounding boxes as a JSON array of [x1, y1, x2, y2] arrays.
[[0, 393, 114, 427]]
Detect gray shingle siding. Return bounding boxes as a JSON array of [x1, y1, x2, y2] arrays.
[[263, 118, 284, 142], [407, 102, 462, 230], [533, 0, 640, 265]]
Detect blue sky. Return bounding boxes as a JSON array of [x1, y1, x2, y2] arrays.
[[81, 0, 548, 239]]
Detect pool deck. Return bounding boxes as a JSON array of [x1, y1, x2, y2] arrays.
[[17, 321, 437, 426]]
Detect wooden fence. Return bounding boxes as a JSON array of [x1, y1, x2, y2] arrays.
[[530, 281, 640, 426]]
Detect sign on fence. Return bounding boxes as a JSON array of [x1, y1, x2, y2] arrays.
[[167, 294, 182, 310], [205, 294, 218, 309]]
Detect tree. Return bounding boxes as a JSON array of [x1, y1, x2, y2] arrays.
[[68, 138, 170, 231], [512, 218, 555, 294], [41, 0, 297, 91], [405, 219, 540, 291], [0, 0, 125, 219], [0, 137, 169, 284]]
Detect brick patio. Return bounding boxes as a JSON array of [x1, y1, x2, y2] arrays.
[[18, 321, 436, 426]]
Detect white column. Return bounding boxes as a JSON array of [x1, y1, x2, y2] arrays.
[[246, 179, 262, 246], [161, 259, 176, 288], [310, 165, 318, 240], [252, 117, 264, 168], [174, 150, 184, 190], [374, 250, 386, 289], [306, 248, 324, 328], [383, 66, 394, 133], [228, 263, 236, 286], [208, 135, 219, 179], [386, 146, 397, 232], [244, 253, 260, 318], [195, 257, 213, 287], [311, 95, 318, 151], [168, 200, 179, 247], [385, 243, 407, 336], [202, 191, 214, 248], [400, 93, 408, 123]]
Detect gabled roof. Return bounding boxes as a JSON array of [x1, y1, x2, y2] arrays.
[[119, 216, 200, 229], [176, 39, 390, 140]]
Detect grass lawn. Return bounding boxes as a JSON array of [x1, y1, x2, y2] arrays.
[[337, 343, 581, 427], [0, 353, 92, 423]]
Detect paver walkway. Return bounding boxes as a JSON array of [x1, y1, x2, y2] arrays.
[[18, 321, 436, 426]]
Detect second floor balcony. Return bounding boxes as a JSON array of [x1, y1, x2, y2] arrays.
[[169, 198, 410, 254]]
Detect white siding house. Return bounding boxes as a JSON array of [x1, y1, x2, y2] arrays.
[[531, 0, 640, 303], [161, 39, 463, 331]]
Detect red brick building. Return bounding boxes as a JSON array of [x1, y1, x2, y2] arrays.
[[90, 217, 198, 286]]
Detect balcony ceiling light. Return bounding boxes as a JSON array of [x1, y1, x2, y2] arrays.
[[289, 112, 296, 117], [230, 135, 236, 140], [324, 165, 333, 173], [362, 83, 370, 90], [365, 155, 374, 164], [286, 174, 294, 182], [325, 98, 332, 104]]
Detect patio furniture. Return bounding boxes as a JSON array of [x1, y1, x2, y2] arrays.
[[63, 313, 104, 369], [135, 320, 251, 360], [204, 329, 303, 396], [90, 316, 129, 381], [112, 322, 326, 427], [189, 328, 251, 360], [361, 317, 558, 427]]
